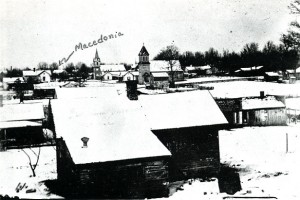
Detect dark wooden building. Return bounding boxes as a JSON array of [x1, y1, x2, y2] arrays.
[[52, 95, 171, 198], [215, 95, 287, 126], [0, 103, 45, 150], [140, 91, 228, 180]]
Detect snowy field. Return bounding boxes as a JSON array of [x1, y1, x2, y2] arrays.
[[202, 81, 300, 98], [1, 81, 300, 199], [1, 125, 299, 199]]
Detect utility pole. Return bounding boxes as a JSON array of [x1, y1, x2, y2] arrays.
[[286, 133, 289, 153]]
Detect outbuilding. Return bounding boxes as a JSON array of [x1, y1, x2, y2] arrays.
[[52, 90, 171, 198], [139, 90, 228, 180]]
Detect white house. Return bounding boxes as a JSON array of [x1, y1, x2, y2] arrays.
[[23, 70, 51, 83], [102, 72, 113, 81]]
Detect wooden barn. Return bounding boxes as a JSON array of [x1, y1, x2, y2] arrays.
[[0, 103, 45, 150], [51, 92, 171, 198], [215, 95, 287, 126], [139, 91, 228, 180]]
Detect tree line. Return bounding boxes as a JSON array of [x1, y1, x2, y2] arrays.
[[154, 40, 299, 75]]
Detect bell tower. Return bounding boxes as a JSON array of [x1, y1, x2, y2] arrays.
[[93, 49, 101, 80], [138, 44, 150, 84]]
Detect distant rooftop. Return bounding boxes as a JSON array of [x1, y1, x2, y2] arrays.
[[139, 90, 228, 130]]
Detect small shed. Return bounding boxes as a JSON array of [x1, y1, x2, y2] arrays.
[[215, 95, 287, 126], [52, 93, 171, 198], [123, 71, 139, 82], [0, 103, 45, 149], [240, 96, 286, 126], [150, 72, 169, 89], [264, 72, 280, 82], [102, 72, 113, 80], [139, 91, 228, 180]]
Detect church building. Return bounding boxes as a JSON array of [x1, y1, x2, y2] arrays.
[[137, 45, 184, 85], [92, 49, 101, 80]]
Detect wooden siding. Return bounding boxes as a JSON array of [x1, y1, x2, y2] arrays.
[[248, 108, 287, 126], [56, 138, 169, 198], [152, 126, 220, 181]]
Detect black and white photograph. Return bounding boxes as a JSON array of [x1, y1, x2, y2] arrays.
[[0, 0, 300, 199]]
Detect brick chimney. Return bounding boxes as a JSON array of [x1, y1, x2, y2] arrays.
[[81, 137, 89, 148], [260, 91, 265, 99]]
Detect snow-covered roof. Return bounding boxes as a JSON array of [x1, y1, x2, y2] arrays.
[[151, 72, 169, 78], [286, 69, 295, 74], [265, 72, 280, 76], [240, 66, 263, 71], [198, 65, 211, 70], [0, 121, 42, 129], [101, 64, 126, 72], [110, 71, 127, 77], [124, 71, 139, 76], [52, 70, 65, 74], [2, 77, 24, 83], [139, 90, 228, 130], [241, 97, 285, 110], [0, 103, 45, 122], [150, 60, 182, 72], [51, 87, 171, 164], [185, 65, 211, 71], [23, 70, 51, 76], [34, 82, 64, 89], [296, 67, 300, 73]]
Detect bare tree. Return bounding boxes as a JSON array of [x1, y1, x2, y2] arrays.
[[154, 44, 180, 88], [21, 147, 41, 177]]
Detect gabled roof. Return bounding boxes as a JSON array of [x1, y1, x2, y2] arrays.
[[101, 64, 126, 72], [23, 70, 51, 77], [139, 90, 228, 130], [52, 87, 171, 164], [138, 45, 149, 56], [0, 103, 45, 122], [150, 60, 182, 72], [241, 96, 285, 110]]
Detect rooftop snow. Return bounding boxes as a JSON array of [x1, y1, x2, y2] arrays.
[[101, 64, 126, 72], [51, 87, 171, 164], [0, 121, 42, 129], [151, 72, 169, 77], [139, 90, 228, 130], [23, 70, 51, 76], [202, 81, 300, 98], [241, 97, 285, 110], [2, 77, 24, 83], [0, 103, 45, 122], [150, 60, 182, 72]]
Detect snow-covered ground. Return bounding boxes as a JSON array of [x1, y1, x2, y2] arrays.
[[0, 146, 60, 199], [165, 125, 300, 200], [202, 81, 300, 98], [1, 81, 300, 199]]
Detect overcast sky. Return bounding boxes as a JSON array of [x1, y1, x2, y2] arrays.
[[0, 0, 295, 70]]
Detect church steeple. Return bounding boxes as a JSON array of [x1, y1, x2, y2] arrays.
[[138, 44, 150, 64], [93, 49, 101, 66]]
